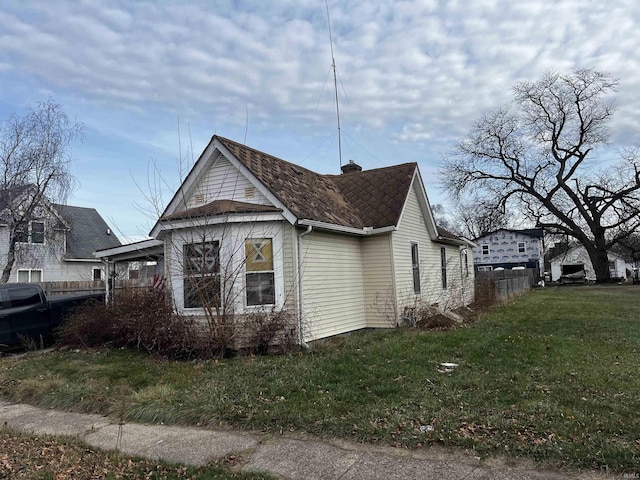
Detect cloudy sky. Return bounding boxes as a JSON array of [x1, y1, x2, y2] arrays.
[[1, 0, 639, 241]]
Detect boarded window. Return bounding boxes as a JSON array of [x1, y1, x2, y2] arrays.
[[183, 241, 221, 309], [245, 238, 275, 306]]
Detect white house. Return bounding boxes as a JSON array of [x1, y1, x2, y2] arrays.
[[97, 136, 475, 343], [549, 245, 631, 282], [0, 185, 121, 282]]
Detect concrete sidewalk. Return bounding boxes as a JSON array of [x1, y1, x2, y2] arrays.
[[1, 400, 608, 479]]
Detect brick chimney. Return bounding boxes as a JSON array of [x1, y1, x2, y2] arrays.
[[341, 159, 362, 174]]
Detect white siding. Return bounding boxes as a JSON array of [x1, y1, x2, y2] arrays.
[[362, 234, 395, 328], [187, 156, 270, 208], [301, 231, 366, 341]]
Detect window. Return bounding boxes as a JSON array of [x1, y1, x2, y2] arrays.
[[31, 222, 45, 243], [477, 265, 493, 272], [17, 269, 42, 283], [15, 221, 45, 244], [517, 241, 526, 253], [183, 241, 220, 309], [411, 243, 420, 294], [441, 247, 447, 289], [92, 268, 102, 281], [482, 244, 490, 255], [245, 238, 275, 306]]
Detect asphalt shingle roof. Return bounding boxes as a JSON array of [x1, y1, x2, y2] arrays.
[[52, 204, 121, 259], [215, 136, 417, 229]]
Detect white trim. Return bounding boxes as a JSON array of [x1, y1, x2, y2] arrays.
[[297, 219, 396, 236], [16, 268, 43, 283], [158, 213, 286, 233]]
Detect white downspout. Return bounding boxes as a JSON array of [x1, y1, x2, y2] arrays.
[[297, 225, 313, 348]]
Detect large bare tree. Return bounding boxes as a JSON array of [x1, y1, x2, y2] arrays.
[[0, 99, 82, 282], [443, 69, 640, 282]]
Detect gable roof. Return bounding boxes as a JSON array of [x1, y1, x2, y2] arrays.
[[154, 135, 465, 243], [53, 204, 121, 259]]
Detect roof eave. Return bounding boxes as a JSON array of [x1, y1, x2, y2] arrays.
[[298, 219, 396, 236]]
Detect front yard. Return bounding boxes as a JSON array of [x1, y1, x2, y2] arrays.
[[1, 285, 639, 474]]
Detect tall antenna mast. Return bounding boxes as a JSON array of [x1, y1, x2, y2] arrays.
[[325, 0, 342, 168]]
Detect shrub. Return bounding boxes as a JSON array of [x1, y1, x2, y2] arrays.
[[57, 289, 201, 359]]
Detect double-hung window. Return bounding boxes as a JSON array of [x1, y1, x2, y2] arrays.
[[245, 238, 275, 306], [482, 244, 490, 255], [411, 243, 420, 294], [517, 241, 526, 253], [183, 241, 220, 309]]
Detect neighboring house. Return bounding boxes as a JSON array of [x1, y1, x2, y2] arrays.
[[549, 245, 631, 282], [0, 186, 121, 282], [473, 228, 544, 274], [97, 136, 474, 343]]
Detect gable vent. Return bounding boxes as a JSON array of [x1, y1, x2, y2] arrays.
[[194, 193, 205, 205], [244, 186, 256, 199]]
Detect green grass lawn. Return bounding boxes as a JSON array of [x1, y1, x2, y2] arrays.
[[1, 285, 639, 473]]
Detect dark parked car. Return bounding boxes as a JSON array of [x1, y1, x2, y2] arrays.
[[0, 283, 104, 346]]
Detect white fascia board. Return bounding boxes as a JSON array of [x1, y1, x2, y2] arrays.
[[216, 141, 299, 226], [94, 239, 164, 259], [298, 219, 396, 236], [411, 168, 439, 238], [157, 213, 286, 232]]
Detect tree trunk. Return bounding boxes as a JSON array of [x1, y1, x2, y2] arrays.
[[586, 233, 611, 283], [1, 242, 16, 283]]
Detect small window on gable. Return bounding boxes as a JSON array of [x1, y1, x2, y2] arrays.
[[245, 238, 275, 306], [411, 243, 420, 294], [482, 244, 490, 255], [517, 241, 526, 253]]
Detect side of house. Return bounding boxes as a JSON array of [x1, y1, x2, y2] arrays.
[[473, 228, 543, 274]]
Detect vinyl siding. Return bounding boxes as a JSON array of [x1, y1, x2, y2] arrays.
[[392, 182, 473, 311], [281, 223, 298, 315], [362, 233, 395, 328], [187, 156, 270, 208], [301, 231, 366, 341]]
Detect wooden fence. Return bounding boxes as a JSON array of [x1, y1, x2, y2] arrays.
[[36, 279, 148, 298], [475, 268, 539, 303]]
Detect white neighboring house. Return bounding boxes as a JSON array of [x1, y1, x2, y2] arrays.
[[97, 136, 475, 343], [0, 185, 121, 283], [549, 245, 631, 282]]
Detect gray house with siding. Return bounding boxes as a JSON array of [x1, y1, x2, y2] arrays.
[[473, 228, 544, 274], [97, 136, 475, 343], [0, 186, 121, 282]]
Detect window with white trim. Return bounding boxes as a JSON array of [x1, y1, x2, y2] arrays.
[[411, 243, 420, 294], [517, 241, 526, 253], [477, 265, 493, 272], [183, 241, 220, 309], [482, 244, 490, 255], [461, 249, 469, 277], [245, 238, 275, 306], [17, 269, 42, 283]]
